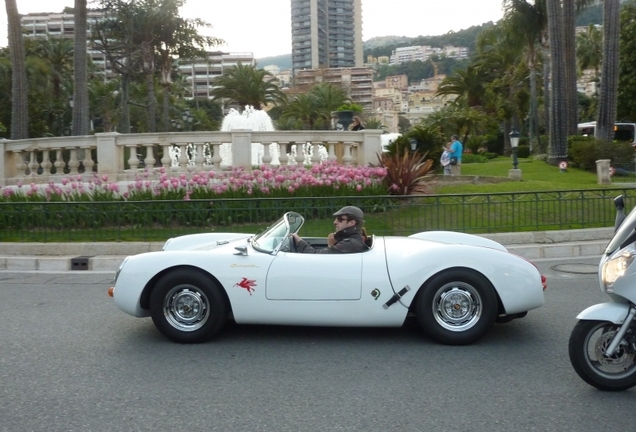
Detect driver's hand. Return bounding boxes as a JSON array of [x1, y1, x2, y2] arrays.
[[327, 233, 336, 247], [290, 233, 301, 243]]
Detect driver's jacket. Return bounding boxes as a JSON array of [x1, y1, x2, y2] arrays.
[[296, 226, 368, 254]]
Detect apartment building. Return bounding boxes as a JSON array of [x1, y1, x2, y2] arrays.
[[294, 67, 373, 112], [389, 45, 469, 65], [291, 0, 363, 72], [21, 10, 256, 101], [21, 10, 113, 78], [178, 52, 255, 99]]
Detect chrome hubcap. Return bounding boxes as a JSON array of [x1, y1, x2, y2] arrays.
[[163, 285, 209, 332], [432, 283, 482, 332]]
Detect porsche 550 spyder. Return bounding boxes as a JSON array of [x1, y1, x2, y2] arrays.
[[108, 211, 546, 345]]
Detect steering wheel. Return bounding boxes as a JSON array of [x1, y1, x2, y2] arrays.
[[279, 235, 296, 253]]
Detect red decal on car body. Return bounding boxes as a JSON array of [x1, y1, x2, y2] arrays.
[[234, 277, 257, 295]]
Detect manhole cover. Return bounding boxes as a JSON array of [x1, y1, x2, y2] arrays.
[[552, 263, 598, 274]]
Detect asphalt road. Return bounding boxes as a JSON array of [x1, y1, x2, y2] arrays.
[[1, 258, 635, 432]]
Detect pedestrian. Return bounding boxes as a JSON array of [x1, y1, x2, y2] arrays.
[[349, 116, 365, 131], [440, 146, 452, 175], [449, 135, 463, 176]]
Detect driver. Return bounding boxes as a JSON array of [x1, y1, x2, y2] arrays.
[[290, 206, 368, 254]]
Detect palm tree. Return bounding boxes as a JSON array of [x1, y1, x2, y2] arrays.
[[546, 0, 568, 163], [502, 0, 547, 153], [5, 0, 29, 139], [596, 0, 621, 143], [563, 0, 579, 136], [280, 93, 319, 129], [73, 0, 90, 136], [308, 82, 350, 121], [210, 62, 287, 111], [434, 66, 486, 108], [33, 38, 74, 103], [576, 24, 603, 80]]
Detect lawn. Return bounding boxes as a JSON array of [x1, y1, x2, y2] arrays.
[[433, 156, 634, 194]]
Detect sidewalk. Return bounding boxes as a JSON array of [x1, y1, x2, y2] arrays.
[[0, 227, 614, 272]]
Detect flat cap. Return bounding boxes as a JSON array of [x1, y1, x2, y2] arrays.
[[333, 206, 364, 219]]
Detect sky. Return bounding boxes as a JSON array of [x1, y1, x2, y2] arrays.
[[1, 0, 505, 58]]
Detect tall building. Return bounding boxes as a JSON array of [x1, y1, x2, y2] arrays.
[[20, 10, 113, 79], [291, 0, 363, 72], [294, 67, 373, 112], [178, 52, 255, 99]]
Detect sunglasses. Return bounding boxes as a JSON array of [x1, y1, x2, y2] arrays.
[[336, 216, 350, 222]]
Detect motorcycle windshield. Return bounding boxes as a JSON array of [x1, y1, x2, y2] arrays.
[[605, 206, 636, 255]]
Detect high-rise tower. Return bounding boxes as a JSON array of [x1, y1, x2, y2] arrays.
[[291, 0, 363, 72]]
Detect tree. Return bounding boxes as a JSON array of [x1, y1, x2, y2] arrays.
[[434, 65, 487, 108], [595, 0, 620, 143], [617, 0, 636, 122], [278, 83, 349, 130], [546, 0, 568, 162], [502, 0, 547, 153], [149, 0, 223, 131], [563, 0, 579, 136], [210, 62, 287, 111], [5, 0, 29, 139], [30, 37, 74, 135], [576, 23, 603, 79], [280, 93, 320, 129], [93, 0, 146, 133], [73, 0, 90, 136]]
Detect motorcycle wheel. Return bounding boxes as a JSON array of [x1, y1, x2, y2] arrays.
[[568, 320, 636, 391]]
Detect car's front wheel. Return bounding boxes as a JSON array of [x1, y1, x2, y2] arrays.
[[416, 269, 497, 345], [150, 269, 228, 343]]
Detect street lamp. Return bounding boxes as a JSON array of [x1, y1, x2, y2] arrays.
[[409, 138, 417, 152], [182, 109, 193, 131], [509, 129, 520, 169]]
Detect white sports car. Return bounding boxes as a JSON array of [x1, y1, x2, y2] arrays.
[[108, 211, 547, 345]]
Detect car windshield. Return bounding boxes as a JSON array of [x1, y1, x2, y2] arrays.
[[252, 212, 304, 254]]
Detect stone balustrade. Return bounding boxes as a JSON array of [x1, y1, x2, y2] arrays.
[[0, 129, 383, 186]]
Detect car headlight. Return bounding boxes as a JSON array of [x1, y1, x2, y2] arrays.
[[114, 257, 129, 285], [602, 249, 636, 293], [162, 238, 173, 251]]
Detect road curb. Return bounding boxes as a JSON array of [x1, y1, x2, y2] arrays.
[[0, 228, 612, 272]]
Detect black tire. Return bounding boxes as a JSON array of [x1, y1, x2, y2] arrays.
[[149, 269, 228, 343], [416, 269, 497, 345], [568, 320, 636, 391]]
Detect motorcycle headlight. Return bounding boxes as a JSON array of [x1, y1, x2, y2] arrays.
[[602, 250, 635, 293]]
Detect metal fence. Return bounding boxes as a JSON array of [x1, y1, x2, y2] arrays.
[[1, 188, 635, 242]]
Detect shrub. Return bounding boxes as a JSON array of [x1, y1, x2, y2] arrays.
[[569, 136, 635, 171], [461, 153, 489, 164], [377, 148, 434, 195], [517, 145, 531, 158]]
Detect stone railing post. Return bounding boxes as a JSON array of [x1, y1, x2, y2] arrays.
[[231, 130, 253, 170], [0, 139, 7, 186], [95, 132, 122, 178], [596, 159, 611, 184], [360, 130, 383, 165]]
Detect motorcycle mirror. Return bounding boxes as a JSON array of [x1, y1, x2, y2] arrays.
[[614, 195, 626, 231]]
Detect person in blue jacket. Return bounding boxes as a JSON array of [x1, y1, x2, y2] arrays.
[[449, 135, 463, 176]]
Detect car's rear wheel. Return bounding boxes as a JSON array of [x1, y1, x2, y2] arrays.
[[416, 269, 497, 345], [150, 269, 228, 343]]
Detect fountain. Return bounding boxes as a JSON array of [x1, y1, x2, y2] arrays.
[[220, 106, 279, 165]]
